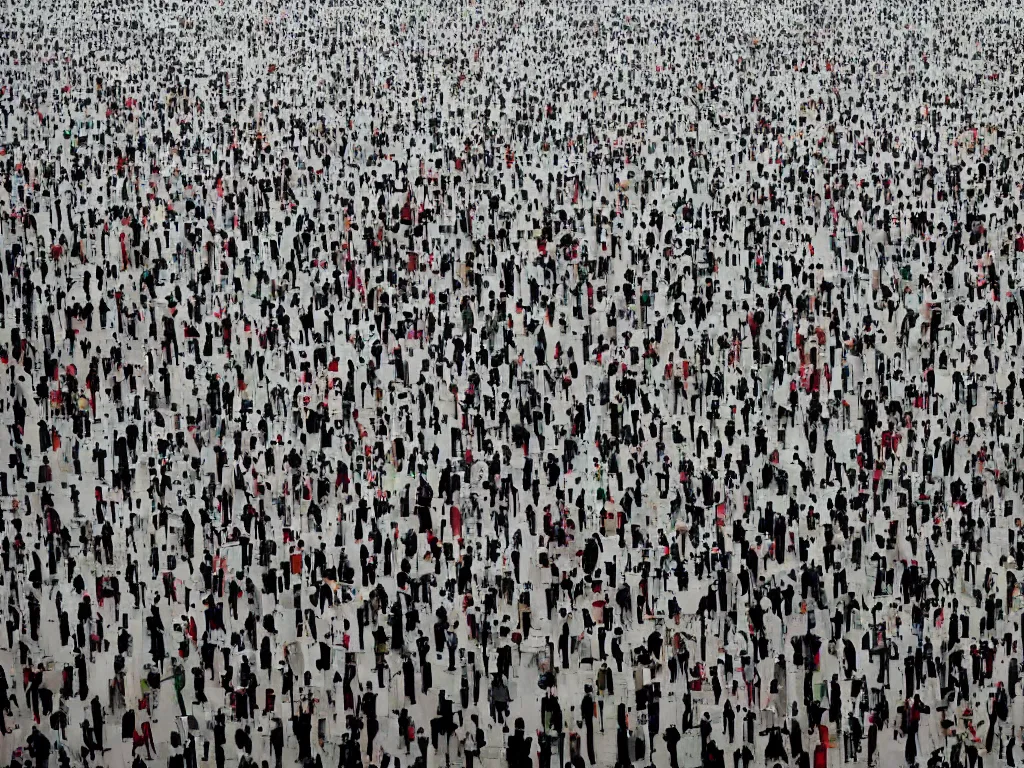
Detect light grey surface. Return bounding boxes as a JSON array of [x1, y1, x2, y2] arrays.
[[0, 0, 1023, 766]]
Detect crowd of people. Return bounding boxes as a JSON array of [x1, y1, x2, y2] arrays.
[[2, 0, 1024, 766]]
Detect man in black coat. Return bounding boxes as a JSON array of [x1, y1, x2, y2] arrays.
[[28, 726, 52, 768], [507, 717, 534, 768], [581, 686, 596, 765], [664, 724, 681, 768]]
